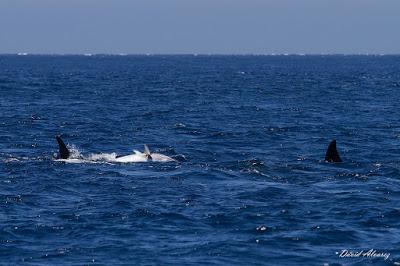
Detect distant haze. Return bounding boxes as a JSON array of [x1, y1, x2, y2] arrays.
[[1, 0, 399, 54]]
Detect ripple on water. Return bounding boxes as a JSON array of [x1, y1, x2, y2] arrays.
[[1, 55, 400, 265]]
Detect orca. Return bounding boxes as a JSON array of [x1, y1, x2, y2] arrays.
[[55, 135, 176, 163], [114, 145, 175, 163], [56, 135, 70, 159], [325, 139, 342, 163], [143, 144, 176, 162], [113, 148, 148, 163]]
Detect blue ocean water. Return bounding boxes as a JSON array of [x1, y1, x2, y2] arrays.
[[1, 55, 400, 265]]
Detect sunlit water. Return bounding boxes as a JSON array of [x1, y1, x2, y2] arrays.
[[1, 55, 400, 265]]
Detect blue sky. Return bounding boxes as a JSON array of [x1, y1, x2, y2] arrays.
[[0, 0, 399, 54]]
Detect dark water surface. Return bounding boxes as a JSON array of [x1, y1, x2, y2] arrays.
[[1, 55, 400, 265]]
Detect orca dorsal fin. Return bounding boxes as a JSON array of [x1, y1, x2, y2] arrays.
[[325, 139, 342, 163], [56, 135, 70, 159], [144, 144, 152, 160]]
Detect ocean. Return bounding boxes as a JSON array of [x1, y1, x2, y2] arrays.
[[1, 55, 399, 265]]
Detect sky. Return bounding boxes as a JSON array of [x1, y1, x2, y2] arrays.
[[0, 0, 399, 54]]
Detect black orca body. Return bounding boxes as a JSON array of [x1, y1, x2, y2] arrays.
[[56, 136, 70, 159], [325, 139, 342, 163]]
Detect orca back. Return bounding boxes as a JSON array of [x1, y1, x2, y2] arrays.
[[325, 140, 342, 163], [56, 136, 70, 159]]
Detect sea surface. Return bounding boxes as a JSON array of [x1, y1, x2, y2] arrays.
[[1, 55, 400, 266]]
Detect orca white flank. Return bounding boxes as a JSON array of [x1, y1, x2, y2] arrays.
[[114, 150, 148, 163]]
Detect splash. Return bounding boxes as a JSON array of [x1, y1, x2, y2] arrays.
[[67, 145, 84, 159], [87, 152, 118, 162]]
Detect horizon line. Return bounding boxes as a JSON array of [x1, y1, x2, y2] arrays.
[[1, 52, 400, 57]]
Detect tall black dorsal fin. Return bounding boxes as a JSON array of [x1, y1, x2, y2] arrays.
[[325, 139, 342, 163], [56, 135, 70, 159]]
